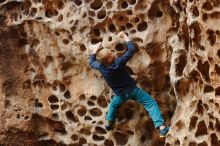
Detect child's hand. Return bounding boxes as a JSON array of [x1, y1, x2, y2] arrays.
[[118, 31, 131, 42], [93, 42, 103, 54], [118, 31, 127, 38]]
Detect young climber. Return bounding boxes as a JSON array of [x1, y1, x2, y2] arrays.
[[89, 31, 170, 137]]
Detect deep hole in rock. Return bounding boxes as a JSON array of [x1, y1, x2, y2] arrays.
[[211, 133, 219, 145], [207, 29, 216, 46], [92, 134, 105, 141], [52, 113, 59, 120], [58, 1, 64, 9], [202, 13, 208, 21], [192, 6, 199, 17], [204, 85, 214, 93], [127, 10, 133, 15], [79, 94, 86, 100], [84, 116, 92, 120], [71, 134, 78, 141], [175, 120, 184, 130], [30, 8, 37, 17], [45, 55, 53, 65], [50, 104, 59, 110], [109, 36, 112, 42], [89, 108, 102, 117], [53, 121, 67, 134], [195, 120, 208, 137], [45, 9, 54, 18], [217, 49, 220, 58], [58, 83, 65, 92], [140, 135, 147, 143], [113, 132, 129, 145], [93, 28, 100, 36], [156, 10, 163, 17], [80, 44, 86, 51], [215, 86, 220, 96], [97, 96, 108, 108], [190, 21, 201, 46], [88, 11, 95, 17], [202, 1, 213, 10], [17, 114, 20, 119], [64, 90, 71, 99], [97, 10, 106, 19], [196, 100, 204, 115], [176, 78, 191, 97], [90, 95, 97, 100], [189, 142, 197, 146], [80, 127, 91, 135], [95, 126, 107, 134], [104, 139, 114, 146], [120, 26, 126, 31], [87, 100, 95, 106], [191, 70, 201, 82], [48, 95, 59, 103], [61, 103, 68, 110], [130, 29, 136, 34], [115, 43, 125, 51], [90, 0, 103, 10], [197, 60, 210, 82], [137, 21, 148, 32], [189, 116, 198, 130], [175, 51, 187, 76], [61, 61, 73, 72], [108, 23, 117, 32], [77, 105, 87, 116], [91, 38, 103, 44], [63, 39, 69, 45], [135, 17, 140, 23], [175, 140, 180, 145], [121, 1, 128, 9], [127, 130, 134, 135], [106, 1, 113, 9], [198, 141, 208, 146], [66, 111, 79, 122], [126, 23, 133, 29], [215, 118, 220, 132], [73, 0, 82, 6], [209, 121, 214, 130], [79, 137, 87, 144]]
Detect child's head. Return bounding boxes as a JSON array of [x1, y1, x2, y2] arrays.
[[97, 48, 116, 66]]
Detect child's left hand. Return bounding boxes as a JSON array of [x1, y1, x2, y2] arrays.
[[93, 42, 103, 54]]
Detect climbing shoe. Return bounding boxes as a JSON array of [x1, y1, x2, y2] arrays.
[[159, 126, 170, 138], [105, 121, 115, 131]]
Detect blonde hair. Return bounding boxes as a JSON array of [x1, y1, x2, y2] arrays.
[[97, 48, 114, 66]]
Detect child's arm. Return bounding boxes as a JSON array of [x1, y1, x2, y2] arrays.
[[89, 42, 102, 70], [116, 32, 136, 66]]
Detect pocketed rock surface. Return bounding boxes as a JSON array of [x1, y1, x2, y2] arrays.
[[0, 0, 219, 146]]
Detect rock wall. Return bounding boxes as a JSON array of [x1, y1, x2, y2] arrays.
[[0, 0, 219, 146]]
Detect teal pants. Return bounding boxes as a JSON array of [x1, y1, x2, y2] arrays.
[[106, 87, 164, 128]]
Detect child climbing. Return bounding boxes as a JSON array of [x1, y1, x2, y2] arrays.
[[89, 31, 170, 137]]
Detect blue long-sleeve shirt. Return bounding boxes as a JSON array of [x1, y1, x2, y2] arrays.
[[89, 41, 136, 95]]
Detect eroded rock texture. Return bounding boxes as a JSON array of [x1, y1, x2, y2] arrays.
[[0, 0, 219, 146]]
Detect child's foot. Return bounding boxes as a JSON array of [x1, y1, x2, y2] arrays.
[[159, 126, 170, 138], [105, 121, 115, 131]]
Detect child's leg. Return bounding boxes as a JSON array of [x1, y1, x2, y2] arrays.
[[106, 94, 124, 122], [132, 87, 164, 128]]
